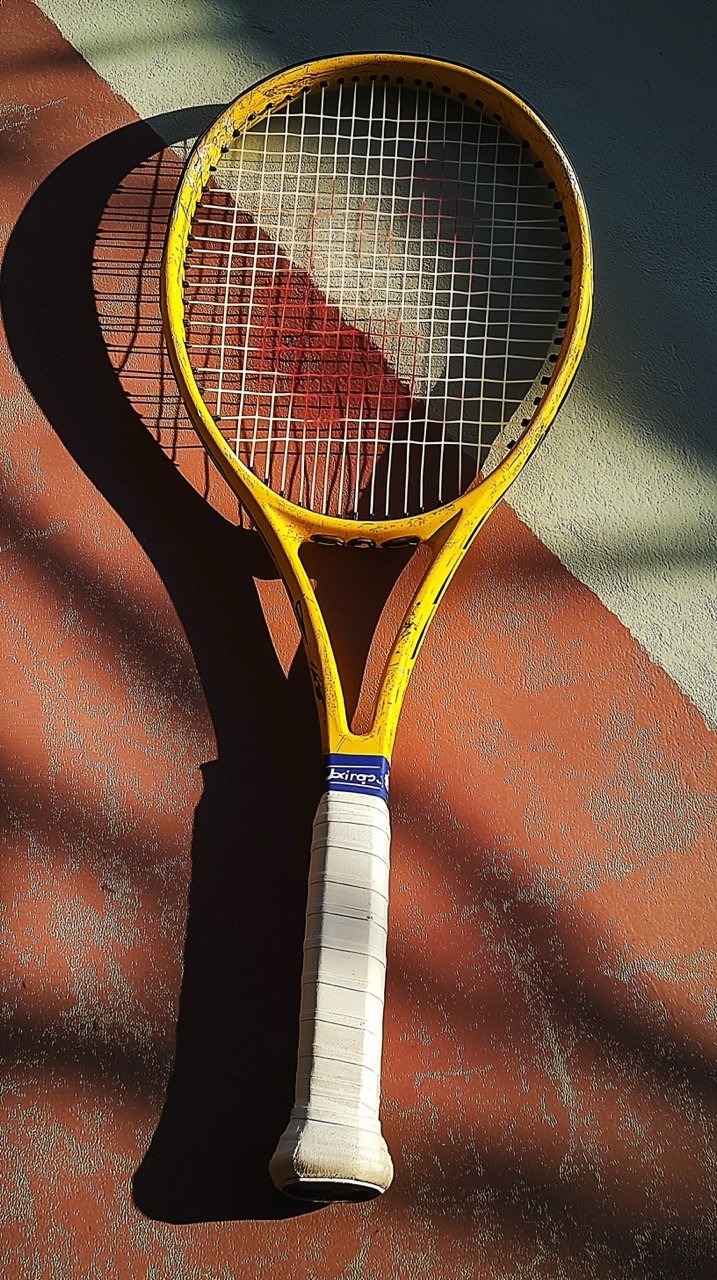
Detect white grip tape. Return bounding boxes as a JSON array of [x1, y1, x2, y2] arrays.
[[269, 789, 394, 1195]]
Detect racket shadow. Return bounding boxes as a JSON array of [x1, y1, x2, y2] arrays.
[[0, 111, 359, 1222]]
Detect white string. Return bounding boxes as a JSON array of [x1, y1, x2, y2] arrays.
[[457, 98, 486, 494], [214, 132, 246, 420], [262, 97, 294, 491], [499, 138, 524, 434], [400, 86, 428, 519], [236, 123, 271, 468], [437, 94, 464, 504], [360, 78, 385, 518], [335, 76, 358, 519], [182, 80, 568, 520], [475, 123, 501, 455], [339, 75, 375, 519], [286, 90, 311, 506], [370, 82, 402, 518], [417, 90, 444, 511]]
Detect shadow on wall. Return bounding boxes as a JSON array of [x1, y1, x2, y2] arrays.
[[1, 109, 322, 1223]]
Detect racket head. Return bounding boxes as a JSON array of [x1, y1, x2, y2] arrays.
[[161, 53, 592, 547]]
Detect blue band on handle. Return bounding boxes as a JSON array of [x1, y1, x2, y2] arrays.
[[323, 753, 390, 802]]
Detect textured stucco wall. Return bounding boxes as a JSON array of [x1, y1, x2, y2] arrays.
[[1, 4, 715, 1279]]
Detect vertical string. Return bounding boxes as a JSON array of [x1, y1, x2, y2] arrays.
[[362, 77, 390, 519], [264, 96, 295, 491], [333, 76, 360, 516], [438, 95, 464, 505], [239, 121, 272, 471], [185, 81, 567, 522], [372, 80, 404, 518], [476, 121, 500, 464], [399, 86, 428, 520], [500, 140, 523, 437], [460, 105, 485, 495], [215, 131, 246, 425], [415, 88, 443, 515], [337, 75, 375, 518]]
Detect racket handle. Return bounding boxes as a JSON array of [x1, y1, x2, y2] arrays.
[[269, 779, 394, 1200]]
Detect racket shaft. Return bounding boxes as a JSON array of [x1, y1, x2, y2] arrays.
[[269, 788, 394, 1196]]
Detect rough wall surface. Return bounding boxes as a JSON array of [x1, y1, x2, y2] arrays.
[[1, 3, 715, 1278]]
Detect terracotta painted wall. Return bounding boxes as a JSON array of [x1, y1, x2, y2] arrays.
[[1, 3, 715, 1278]]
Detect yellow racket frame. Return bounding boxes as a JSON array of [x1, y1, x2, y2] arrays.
[[162, 53, 592, 763]]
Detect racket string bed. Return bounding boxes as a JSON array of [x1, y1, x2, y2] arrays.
[[181, 78, 570, 521]]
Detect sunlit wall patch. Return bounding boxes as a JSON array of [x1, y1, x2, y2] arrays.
[[323, 753, 390, 802]]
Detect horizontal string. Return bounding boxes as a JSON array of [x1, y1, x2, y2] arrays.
[[183, 78, 568, 518]]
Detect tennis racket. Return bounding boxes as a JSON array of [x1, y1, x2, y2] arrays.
[[161, 52, 592, 1202]]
